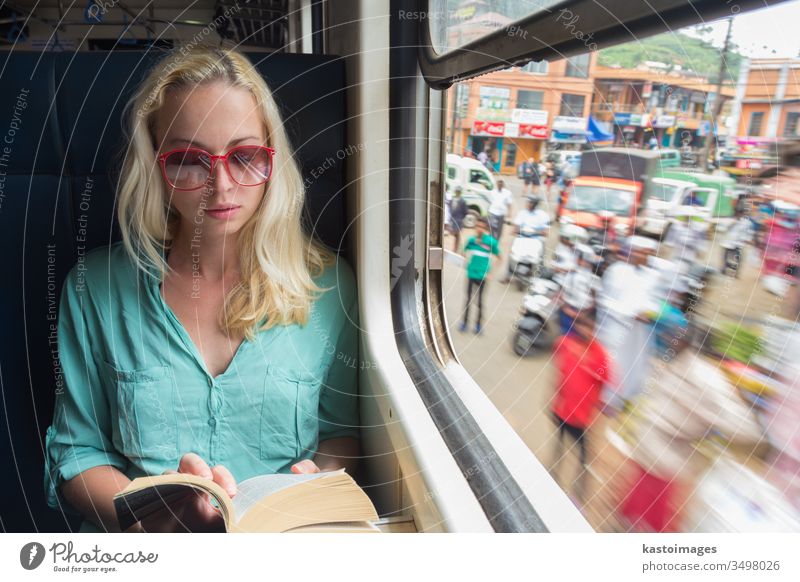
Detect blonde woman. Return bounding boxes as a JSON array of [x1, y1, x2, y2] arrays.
[[43, 47, 360, 532]]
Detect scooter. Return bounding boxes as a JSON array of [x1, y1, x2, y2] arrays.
[[511, 268, 561, 358], [506, 225, 546, 291]]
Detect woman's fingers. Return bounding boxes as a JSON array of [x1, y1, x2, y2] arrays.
[[290, 459, 320, 474], [210, 464, 238, 497], [178, 452, 213, 479]]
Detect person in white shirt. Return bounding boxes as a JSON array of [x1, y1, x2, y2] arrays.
[[596, 236, 661, 413], [720, 207, 754, 277], [512, 195, 550, 235], [550, 224, 586, 285], [477, 149, 489, 168], [665, 207, 707, 267], [560, 244, 602, 333], [487, 179, 514, 241], [499, 196, 550, 284]]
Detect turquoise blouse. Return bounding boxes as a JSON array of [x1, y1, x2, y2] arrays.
[[44, 241, 360, 532]]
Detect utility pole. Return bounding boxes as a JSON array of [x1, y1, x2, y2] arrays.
[[700, 16, 734, 171]]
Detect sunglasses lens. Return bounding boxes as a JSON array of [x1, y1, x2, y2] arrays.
[[163, 150, 211, 190], [227, 146, 273, 186]]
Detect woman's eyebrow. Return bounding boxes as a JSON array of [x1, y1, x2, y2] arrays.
[[168, 136, 263, 149]]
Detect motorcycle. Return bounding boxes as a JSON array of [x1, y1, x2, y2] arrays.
[[506, 225, 546, 291], [511, 268, 561, 357]]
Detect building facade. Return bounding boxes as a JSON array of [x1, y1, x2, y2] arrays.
[[447, 53, 598, 174], [591, 65, 735, 151]]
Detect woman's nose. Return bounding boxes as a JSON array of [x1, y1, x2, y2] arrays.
[[208, 159, 236, 193]]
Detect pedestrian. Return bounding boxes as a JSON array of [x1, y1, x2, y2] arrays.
[[544, 160, 555, 191], [477, 148, 490, 169], [487, 179, 514, 242], [522, 157, 540, 195], [500, 195, 550, 284], [550, 311, 611, 502], [448, 185, 469, 253], [665, 207, 707, 267], [559, 244, 602, 334], [619, 335, 761, 532], [720, 206, 754, 277], [459, 217, 500, 335], [596, 236, 660, 414], [551, 224, 586, 284]]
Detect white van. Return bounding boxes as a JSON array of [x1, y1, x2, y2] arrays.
[[641, 177, 717, 237], [445, 153, 497, 228]]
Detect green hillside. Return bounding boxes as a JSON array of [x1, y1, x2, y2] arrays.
[[598, 31, 743, 85]]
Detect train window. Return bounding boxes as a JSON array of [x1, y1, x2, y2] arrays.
[[434, 0, 800, 533]]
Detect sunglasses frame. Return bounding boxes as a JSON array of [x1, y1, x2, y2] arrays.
[[157, 145, 276, 191]]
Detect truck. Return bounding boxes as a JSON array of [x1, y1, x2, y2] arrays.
[[558, 147, 660, 237], [445, 153, 497, 228]]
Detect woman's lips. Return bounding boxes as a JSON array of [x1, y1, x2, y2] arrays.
[[205, 206, 241, 220]]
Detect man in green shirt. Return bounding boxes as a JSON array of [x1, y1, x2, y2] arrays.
[[459, 217, 501, 335]]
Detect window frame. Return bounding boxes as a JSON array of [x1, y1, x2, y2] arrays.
[[418, 0, 784, 89], [559, 93, 586, 117], [749, 111, 765, 136], [565, 53, 591, 78], [784, 111, 800, 137], [517, 88, 544, 111]]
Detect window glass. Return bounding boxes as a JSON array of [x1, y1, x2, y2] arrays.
[[469, 169, 492, 189], [522, 60, 549, 75], [564, 185, 634, 215], [565, 53, 590, 78], [650, 182, 679, 202], [427, 0, 563, 55], [442, 3, 800, 535], [748, 111, 764, 136], [559, 93, 586, 117], [784, 112, 800, 137], [517, 89, 544, 110], [504, 143, 517, 167]]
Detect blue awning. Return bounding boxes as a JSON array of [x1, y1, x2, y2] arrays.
[[550, 131, 586, 144], [587, 116, 614, 142]]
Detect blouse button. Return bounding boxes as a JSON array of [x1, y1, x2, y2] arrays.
[[208, 417, 217, 428]]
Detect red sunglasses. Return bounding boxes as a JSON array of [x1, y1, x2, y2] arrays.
[[157, 145, 276, 191]]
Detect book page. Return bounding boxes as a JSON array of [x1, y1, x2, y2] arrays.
[[232, 470, 341, 522]]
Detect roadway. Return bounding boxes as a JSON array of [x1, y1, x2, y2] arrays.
[[441, 174, 788, 531]]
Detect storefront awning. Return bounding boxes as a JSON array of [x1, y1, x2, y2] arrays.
[[550, 130, 586, 144], [587, 116, 614, 143]]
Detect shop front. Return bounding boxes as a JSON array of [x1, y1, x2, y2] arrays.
[[613, 112, 651, 147], [470, 119, 548, 174], [653, 114, 676, 147], [549, 115, 588, 147]]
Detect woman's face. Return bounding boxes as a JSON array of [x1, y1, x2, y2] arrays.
[[155, 81, 268, 240]]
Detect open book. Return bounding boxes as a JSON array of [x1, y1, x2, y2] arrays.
[[113, 468, 379, 533]]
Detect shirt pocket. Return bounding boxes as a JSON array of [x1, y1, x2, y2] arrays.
[[103, 362, 178, 462], [260, 364, 322, 461]]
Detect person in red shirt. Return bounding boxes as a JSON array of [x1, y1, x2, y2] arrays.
[[550, 311, 611, 502]]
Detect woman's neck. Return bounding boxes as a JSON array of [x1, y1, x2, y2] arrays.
[[168, 224, 241, 282]]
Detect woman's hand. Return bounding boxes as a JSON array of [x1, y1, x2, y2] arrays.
[[135, 453, 238, 533]]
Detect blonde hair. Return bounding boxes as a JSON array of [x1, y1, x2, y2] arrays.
[[117, 46, 335, 339]]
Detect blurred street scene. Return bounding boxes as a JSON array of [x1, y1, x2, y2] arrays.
[[442, 3, 800, 529]]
